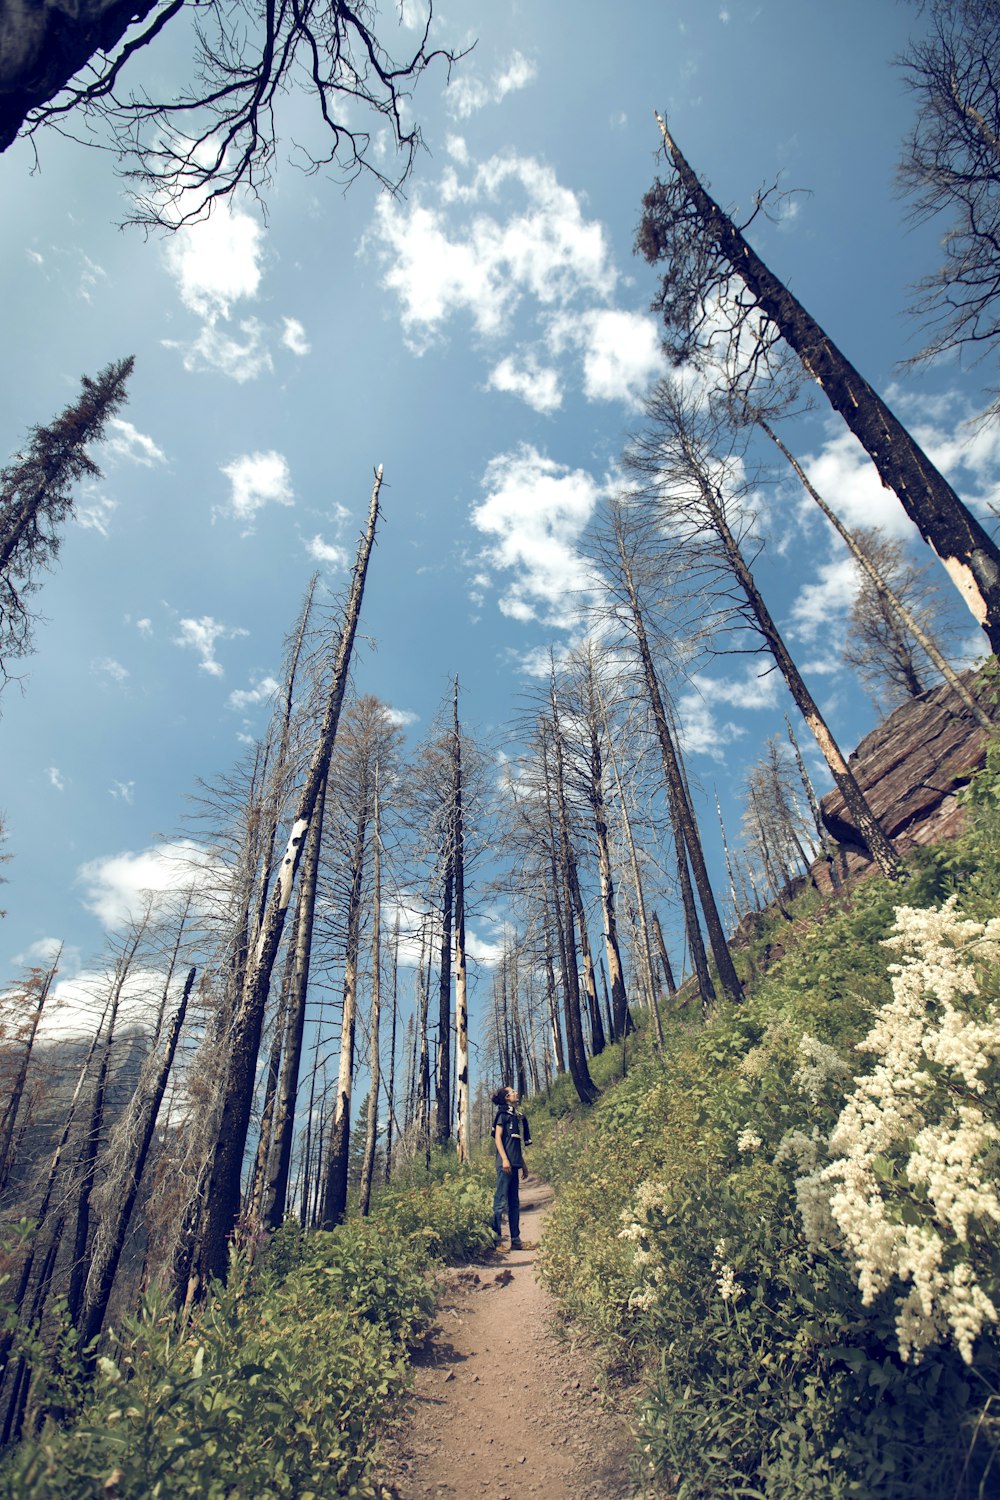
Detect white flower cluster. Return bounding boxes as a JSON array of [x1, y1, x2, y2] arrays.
[[618, 1180, 672, 1309], [712, 1238, 741, 1302], [791, 1034, 854, 1105], [737, 1127, 763, 1154], [792, 898, 1000, 1364]]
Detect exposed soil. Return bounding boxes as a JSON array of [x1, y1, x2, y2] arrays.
[[377, 1179, 646, 1499]]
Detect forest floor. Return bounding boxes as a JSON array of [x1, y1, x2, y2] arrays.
[[376, 1179, 653, 1499]]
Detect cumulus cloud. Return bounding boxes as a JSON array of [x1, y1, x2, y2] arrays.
[[383, 706, 419, 727], [77, 839, 228, 930], [281, 317, 311, 356], [220, 450, 293, 527], [163, 204, 265, 321], [137, 618, 153, 636], [551, 307, 664, 406], [675, 689, 745, 760], [47, 766, 65, 792], [487, 353, 562, 413], [102, 418, 167, 467], [374, 152, 615, 349], [789, 554, 861, 640], [471, 445, 602, 628], [174, 616, 248, 676], [165, 319, 273, 383], [306, 534, 348, 568], [228, 675, 280, 711], [797, 427, 919, 539], [10, 935, 78, 973], [690, 664, 780, 711], [447, 50, 537, 118]]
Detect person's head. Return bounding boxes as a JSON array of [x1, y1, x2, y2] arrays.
[[491, 1084, 519, 1107]]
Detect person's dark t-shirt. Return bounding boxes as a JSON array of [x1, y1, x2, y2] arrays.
[[493, 1105, 530, 1168]]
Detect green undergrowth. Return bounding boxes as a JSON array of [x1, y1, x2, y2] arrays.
[[0, 1163, 493, 1499], [532, 751, 1000, 1500]]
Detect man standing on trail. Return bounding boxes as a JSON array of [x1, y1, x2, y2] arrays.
[[491, 1085, 531, 1250]]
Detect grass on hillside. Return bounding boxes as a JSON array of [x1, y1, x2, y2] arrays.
[[529, 746, 1000, 1500]]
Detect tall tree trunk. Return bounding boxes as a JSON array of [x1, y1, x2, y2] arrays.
[[586, 711, 630, 1041], [0, 1000, 110, 1382], [66, 925, 144, 1327], [688, 466, 900, 878], [322, 803, 370, 1230], [651, 115, 1000, 654], [541, 906, 566, 1074], [193, 469, 383, 1289], [611, 523, 740, 1005], [651, 911, 677, 999], [263, 773, 327, 1231], [79, 967, 196, 1355], [544, 732, 597, 1103], [434, 830, 454, 1145], [602, 720, 662, 1042], [384, 915, 400, 1183], [452, 686, 471, 1164], [0, 948, 59, 1196], [359, 765, 382, 1216]]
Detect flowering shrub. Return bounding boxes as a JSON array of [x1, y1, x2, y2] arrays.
[[537, 850, 1000, 1497], [792, 896, 1000, 1365]]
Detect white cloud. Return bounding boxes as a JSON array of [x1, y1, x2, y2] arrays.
[[676, 689, 745, 760], [75, 494, 118, 536], [690, 664, 780, 711], [96, 657, 130, 684], [220, 450, 293, 527], [797, 427, 919, 539], [487, 353, 562, 413], [789, 554, 861, 639], [383, 706, 419, 727], [609, 111, 628, 129], [76, 839, 228, 930], [447, 50, 537, 118], [102, 418, 166, 467], [471, 445, 602, 627], [163, 203, 265, 321], [137, 618, 153, 636], [165, 319, 273, 383], [10, 935, 77, 972], [110, 779, 136, 804], [26, 248, 44, 266], [446, 134, 470, 165], [281, 317, 311, 356], [174, 616, 248, 676], [228, 675, 280, 712], [374, 152, 615, 349], [551, 307, 664, 406], [47, 766, 65, 792], [306, 533, 348, 568], [79, 255, 107, 303]]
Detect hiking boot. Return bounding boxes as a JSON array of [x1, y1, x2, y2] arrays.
[[510, 1238, 523, 1250]]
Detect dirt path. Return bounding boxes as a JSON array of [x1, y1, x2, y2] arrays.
[[378, 1179, 639, 1499]]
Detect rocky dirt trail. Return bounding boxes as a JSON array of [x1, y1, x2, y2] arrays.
[[378, 1179, 643, 1499]]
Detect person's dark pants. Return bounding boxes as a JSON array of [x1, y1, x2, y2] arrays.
[[492, 1157, 520, 1241]]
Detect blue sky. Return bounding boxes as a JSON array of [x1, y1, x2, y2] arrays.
[[1, 0, 997, 1043]]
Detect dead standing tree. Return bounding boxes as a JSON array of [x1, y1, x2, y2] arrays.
[[189, 467, 383, 1292], [640, 114, 1000, 654], [623, 378, 901, 880], [601, 501, 742, 1010]]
